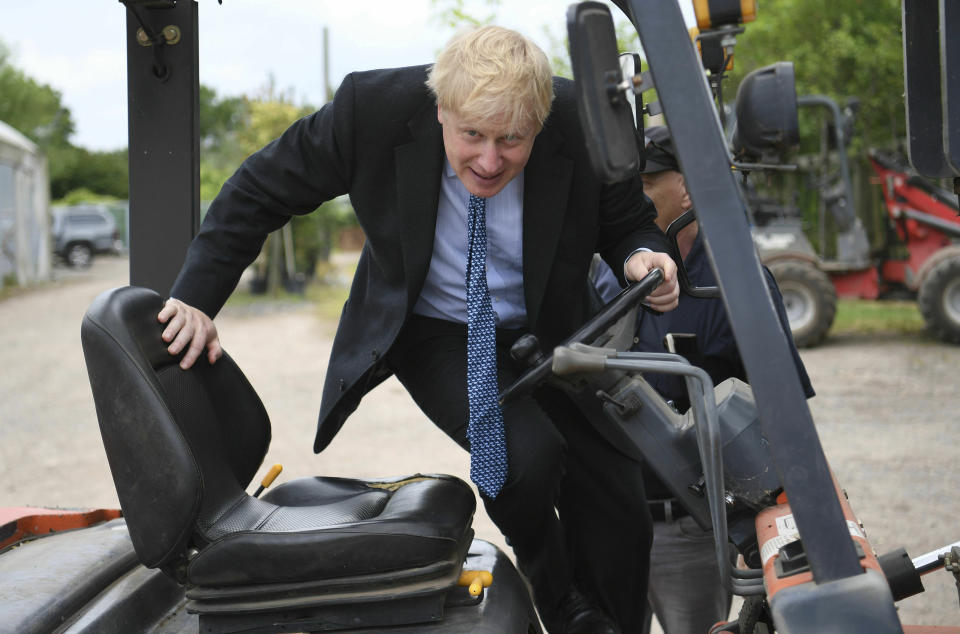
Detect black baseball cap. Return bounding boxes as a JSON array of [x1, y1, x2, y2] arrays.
[[641, 126, 679, 174]]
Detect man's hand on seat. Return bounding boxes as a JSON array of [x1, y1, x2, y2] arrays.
[[158, 298, 222, 369], [625, 250, 679, 312]]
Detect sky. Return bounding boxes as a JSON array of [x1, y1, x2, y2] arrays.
[[0, 1, 693, 152]]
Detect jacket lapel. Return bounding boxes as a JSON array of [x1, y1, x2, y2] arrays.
[[523, 123, 574, 329], [395, 100, 444, 308]]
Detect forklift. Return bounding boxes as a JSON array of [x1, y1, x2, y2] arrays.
[[1, 1, 959, 632]]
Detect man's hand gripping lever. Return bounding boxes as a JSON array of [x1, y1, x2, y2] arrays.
[[499, 267, 664, 405]]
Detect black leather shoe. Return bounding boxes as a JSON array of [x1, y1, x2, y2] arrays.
[[552, 588, 620, 634]]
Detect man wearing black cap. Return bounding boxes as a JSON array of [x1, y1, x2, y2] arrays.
[[592, 125, 814, 633], [633, 126, 812, 412]]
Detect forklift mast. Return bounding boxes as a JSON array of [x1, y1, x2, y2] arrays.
[[122, 0, 201, 295], [902, 0, 960, 198], [609, 0, 864, 585]]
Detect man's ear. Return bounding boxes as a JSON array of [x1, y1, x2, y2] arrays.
[[437, 105, 444, 126]]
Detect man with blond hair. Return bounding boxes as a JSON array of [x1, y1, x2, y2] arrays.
[[159, 25, 678, 633]]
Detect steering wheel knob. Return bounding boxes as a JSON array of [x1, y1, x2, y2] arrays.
[[510, 333, 545, 368]]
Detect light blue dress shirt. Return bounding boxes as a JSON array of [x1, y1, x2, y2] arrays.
[[412, 159, 527, 328]]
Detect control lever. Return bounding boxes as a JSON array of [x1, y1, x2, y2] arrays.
[[252, 463, 283, 498], [509, 333, 545, 368], [499, 267, 664, 404]]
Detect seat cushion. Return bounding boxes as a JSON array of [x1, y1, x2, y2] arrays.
[[185, 474, 476, 586], [260, 475, 395, 507]]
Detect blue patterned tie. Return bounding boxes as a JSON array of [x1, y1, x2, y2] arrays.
[[465, 194, 508, 498]]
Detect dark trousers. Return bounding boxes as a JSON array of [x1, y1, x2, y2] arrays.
[[387, 315, 653, 632]]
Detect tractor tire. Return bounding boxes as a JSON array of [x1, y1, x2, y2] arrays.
[[768, 260, 837, 348], [917, 254, 960, 343]]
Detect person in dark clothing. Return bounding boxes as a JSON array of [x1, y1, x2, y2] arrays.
[[633, 126, 812, 411], [156, 26, 680, 634], [592, 125, 812, 634]]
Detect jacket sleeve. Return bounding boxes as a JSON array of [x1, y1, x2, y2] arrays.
[[169, 75, 360, 317], [596, 174, 671, 287]]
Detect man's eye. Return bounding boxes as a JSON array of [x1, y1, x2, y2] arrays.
[[465, 130, 479, 137], [504, 134, 518, 142]]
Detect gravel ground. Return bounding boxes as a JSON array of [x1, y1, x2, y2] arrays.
[[1, 254, 958, 628]]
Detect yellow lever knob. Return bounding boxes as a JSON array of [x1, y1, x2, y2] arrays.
[[261, 463, 283, 488], [457, 570, 493, 596]]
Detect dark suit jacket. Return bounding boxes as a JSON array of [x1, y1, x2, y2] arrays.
[[170, 64, 668, 453]]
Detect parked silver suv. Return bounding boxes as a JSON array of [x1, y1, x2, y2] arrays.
[[51, 205, 121, 268]]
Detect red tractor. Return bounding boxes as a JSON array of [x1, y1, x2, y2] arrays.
[[747, 95, 960, 346], [866, 151, 960, 341]]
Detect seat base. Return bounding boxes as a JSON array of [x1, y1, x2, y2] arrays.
[[198, 590, 453, 634], [187, 529, 472, 623], [192, 537, 545, 634], [20, 534, 540, 633], [186, 544, 468, 606]]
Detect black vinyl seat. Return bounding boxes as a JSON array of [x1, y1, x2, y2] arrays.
[[80, 286, 476, 631]]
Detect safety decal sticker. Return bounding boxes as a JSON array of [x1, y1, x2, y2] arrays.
[[760, 514, 864, 566]]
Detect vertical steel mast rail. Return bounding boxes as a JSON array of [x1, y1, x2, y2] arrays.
[[902, 0, 960, 206], [123, 0, 201, 294], [620, 0, 864, 584]]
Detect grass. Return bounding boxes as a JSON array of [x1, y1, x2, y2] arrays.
[[831, 298, 927, 336], [225, 281, 349, 317], [306, 282, 351, 321], [223, 255, 354, 322]]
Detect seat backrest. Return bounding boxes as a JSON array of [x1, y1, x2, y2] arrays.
[[81, 286, 271, 569]]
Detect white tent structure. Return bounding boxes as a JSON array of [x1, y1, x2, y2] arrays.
[[0, 120, 50, 286]]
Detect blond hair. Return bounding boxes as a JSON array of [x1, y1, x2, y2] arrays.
[[427, 26, 554, 134]]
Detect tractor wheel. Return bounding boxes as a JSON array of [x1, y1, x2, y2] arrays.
[[768, 260, 837, 348], [65, 243, 93, 269], [917, 254, 960, 343]]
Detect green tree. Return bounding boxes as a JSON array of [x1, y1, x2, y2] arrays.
[[430, 0, 501, 30], [728, 0, 904, 151], [198, 84, 249, 202], [234, 85, 312, 294], [200, 84, 246, 151], [718, 1, 906, 254], [1, 39, 132, 203], [49, 146, 128, 201], [0, 41, 74, 149], [234, 88, 313, 155], [213, 78, 359, 293]]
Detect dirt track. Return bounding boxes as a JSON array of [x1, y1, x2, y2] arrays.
[[1, 254, 958, 627]]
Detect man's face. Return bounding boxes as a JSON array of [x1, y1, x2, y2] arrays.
[[642, 169, 692, 232], [438, 105, 537, 198]]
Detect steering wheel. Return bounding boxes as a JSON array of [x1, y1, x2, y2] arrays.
[[499, 267, 664, 404], [666, 210, 719, 299]]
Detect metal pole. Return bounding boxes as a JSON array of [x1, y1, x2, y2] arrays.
[[624, 0, 864, 584], [124, 0, 200, 294], [323, 25, 332, 102]]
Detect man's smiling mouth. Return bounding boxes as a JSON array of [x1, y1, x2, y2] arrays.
[[471, 169, 502, 182]]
